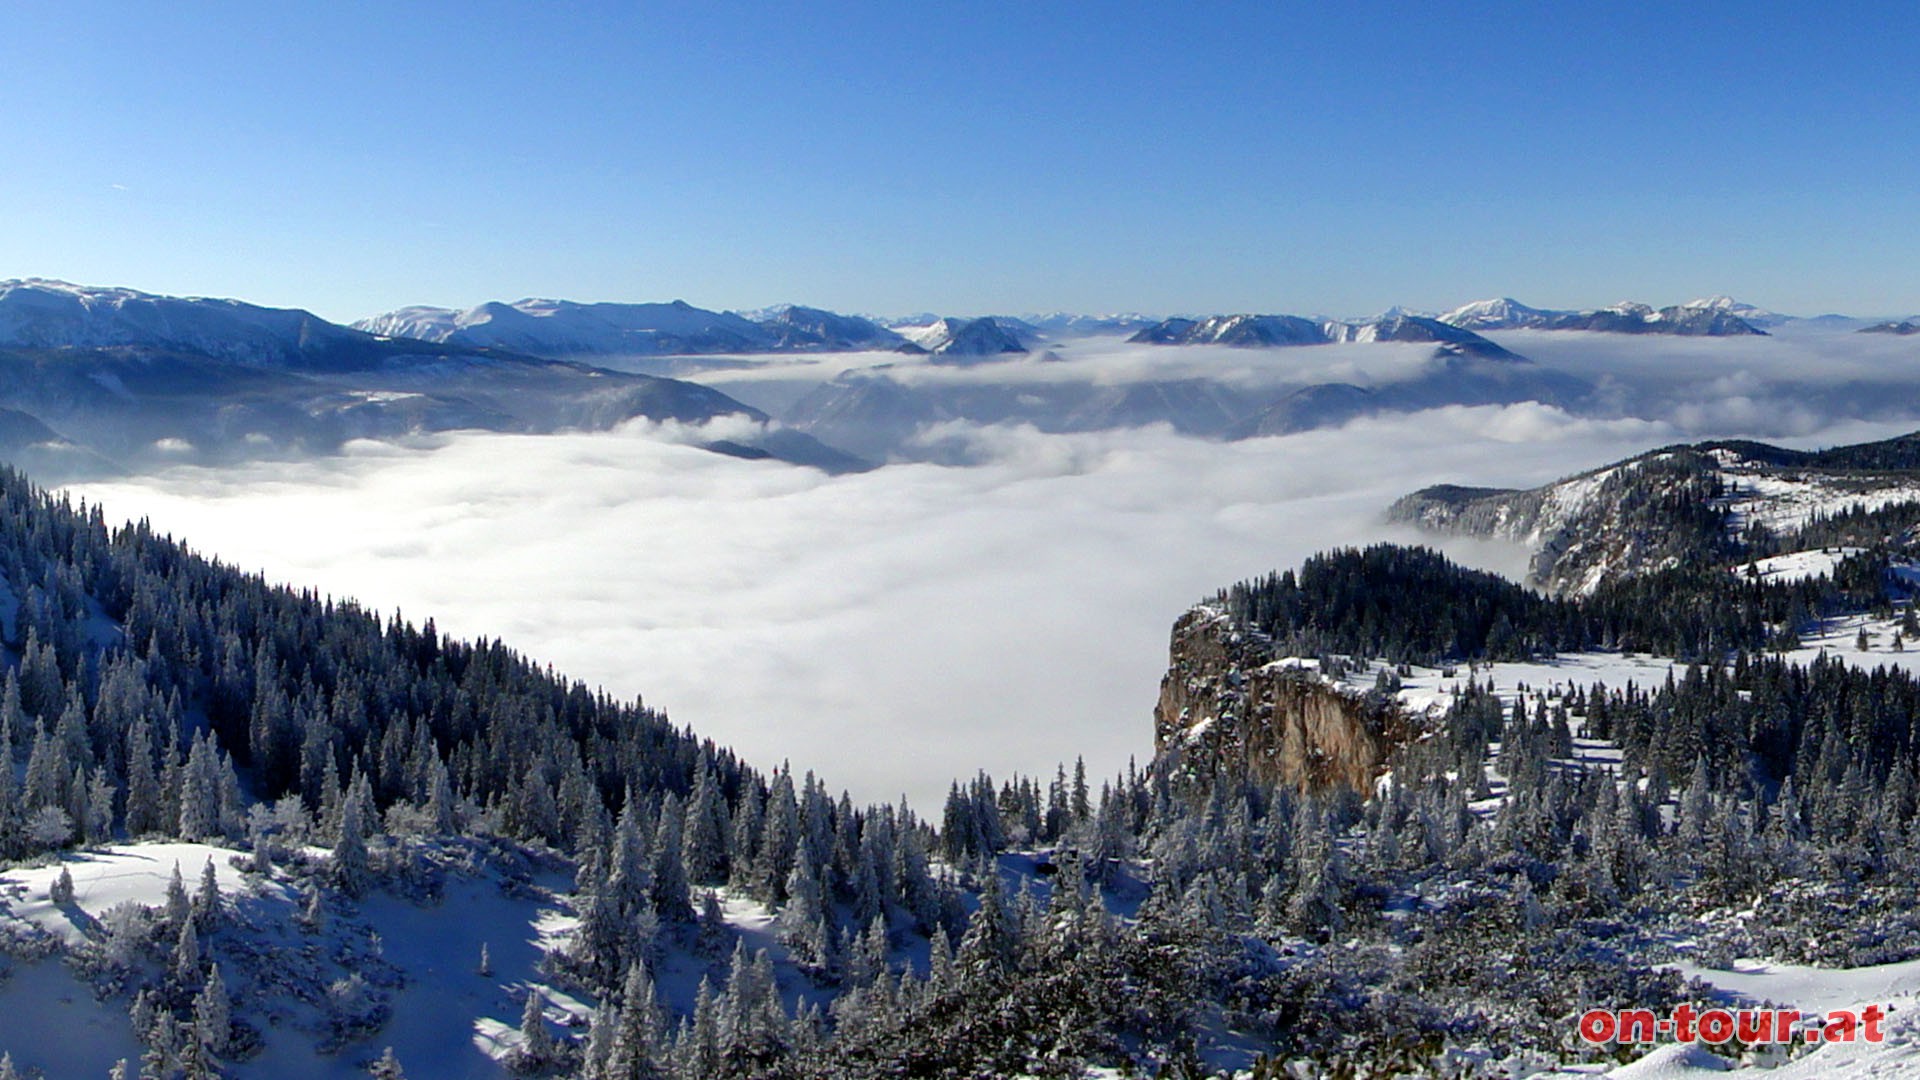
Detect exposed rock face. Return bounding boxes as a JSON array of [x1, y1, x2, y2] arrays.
[[1151, 605, 1414, 795]]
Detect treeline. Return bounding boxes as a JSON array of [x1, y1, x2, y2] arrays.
[[0, 460, 1191, 1077], [1221, 543, 1887, 665], [0, 462, 751, 867]]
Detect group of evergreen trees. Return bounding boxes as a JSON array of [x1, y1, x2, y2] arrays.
[[1223, 538, 1893, 666], [16, 441, 1920, 1076]]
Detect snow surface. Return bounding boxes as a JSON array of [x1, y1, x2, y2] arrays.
[[1734, 547, 1864, 584], [1578, 957, 1920, 1077], [354, 297, 774, 354], [0, 842, 288, 945], [1718, 463, 1920, 536], [0, 842, 587, 1077], [0, 838, 891, 1078]]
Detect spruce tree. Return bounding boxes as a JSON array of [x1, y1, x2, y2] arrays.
[[333, 776, 371, 899], [194, 963, 231, 1056], [193, 858, 222, 929], [515, 986, 553, 1071]]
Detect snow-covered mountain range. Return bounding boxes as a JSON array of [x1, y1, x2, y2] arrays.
[[1437, 295, 1777, 335], [0, 278, 440, 369], [0, 280, 867, 477], [355, 298, 904, 356], [1127, 312, 1527, 356]]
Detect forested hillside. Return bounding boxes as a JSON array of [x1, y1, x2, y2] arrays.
[[14, 448, 1920, 1076]]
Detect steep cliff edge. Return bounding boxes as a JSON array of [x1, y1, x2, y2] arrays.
[[1385, 450, 1734, 595], [1151, 604, 1419, 794]]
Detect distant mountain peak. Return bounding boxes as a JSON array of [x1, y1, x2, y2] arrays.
[[912, 316, 1030, 360], [1433, 295, 1767, 336], [358, 297, 911, 356]]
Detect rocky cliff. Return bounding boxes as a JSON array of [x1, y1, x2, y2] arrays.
[[1151, 604, 1416, 794]]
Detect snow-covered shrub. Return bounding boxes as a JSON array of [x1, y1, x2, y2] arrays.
[[324, 972, 391, 1046]]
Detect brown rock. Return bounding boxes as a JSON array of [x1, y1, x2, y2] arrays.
[[1151, 605, 1420, 794]]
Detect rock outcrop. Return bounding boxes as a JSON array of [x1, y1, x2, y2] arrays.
[[1151, 604, 1416, 795]]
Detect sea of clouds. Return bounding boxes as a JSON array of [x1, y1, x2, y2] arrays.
[[62, 329, 1920, 814]]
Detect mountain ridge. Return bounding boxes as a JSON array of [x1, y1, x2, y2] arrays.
[[0, 279, 869, 477]]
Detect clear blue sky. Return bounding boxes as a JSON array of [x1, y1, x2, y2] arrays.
[[4, 1, 1916, 322]]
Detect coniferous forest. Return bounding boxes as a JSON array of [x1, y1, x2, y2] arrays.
[[8, 448, 1920, 1078]]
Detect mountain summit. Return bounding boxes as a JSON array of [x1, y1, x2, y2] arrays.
[[1435, 295, 1769, 335], [0, 280, 868, 476]]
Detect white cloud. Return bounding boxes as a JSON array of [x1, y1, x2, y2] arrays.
[[62, 397, 1833, 815], [57, 326, 1920, 813]]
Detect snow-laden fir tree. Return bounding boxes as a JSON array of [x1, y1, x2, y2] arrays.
[[513, 986, 554, 1072], [334, 772, 372, 898], [193, 963, 231, 1056], [193, 858, 221, 929], [369, 1046, 407, 1079]]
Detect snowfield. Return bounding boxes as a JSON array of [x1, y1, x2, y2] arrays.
[[0, 838, 878, 1078], [0, 841, 591, 1077], [1733, 547, 1865, 585], [1720, 466, 1920, 536], [0, 842, 288, 946]]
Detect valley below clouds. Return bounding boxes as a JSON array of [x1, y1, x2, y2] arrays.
[[63, 353, 1920, 812]]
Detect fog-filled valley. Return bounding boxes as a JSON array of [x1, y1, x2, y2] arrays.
[[56, 318, 1920, 812], [14, 4, 1920, 1074], [15, 280, 1920, 1077]]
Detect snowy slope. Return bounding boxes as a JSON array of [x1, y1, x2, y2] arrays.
[[1439, 297, 1560, 330], [1395, 439, 1920, 594], [896, 316, 1031, 357], [356, 298, 776, 356], [0, 278, 376, 367], [0, 839, 887, 1078], [1734, 548, 1866, 584], [1681, 296, 1793, 330], [1337, 645, 1920, 1080], [0, 842, 288, 945], [1580, 958, 1920, 1077]]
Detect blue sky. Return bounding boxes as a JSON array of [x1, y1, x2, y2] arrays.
[[3, 1, 1915, 322]]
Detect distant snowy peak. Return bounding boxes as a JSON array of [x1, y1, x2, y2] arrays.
[[1860, 320, 1920, 336], [1323, 314, 1522, 359], [353, 304, 463, 342], [1437, 297, 1556, 330], [746, 305, 905, 351], [902, 317, 1031, 361], [1128, 312, 1522, 360], [1680, 294, 1792, 328], [360, 298, 923, 356], [1435, 295, 1768, 336], [1130, 313, 1328, 347], [0, 277, 373, 366], [356, 297, 773, 356], [1021, 312, 1158, 338]]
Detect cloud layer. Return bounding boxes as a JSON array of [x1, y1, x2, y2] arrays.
[[61, 327, 1920, 812]]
